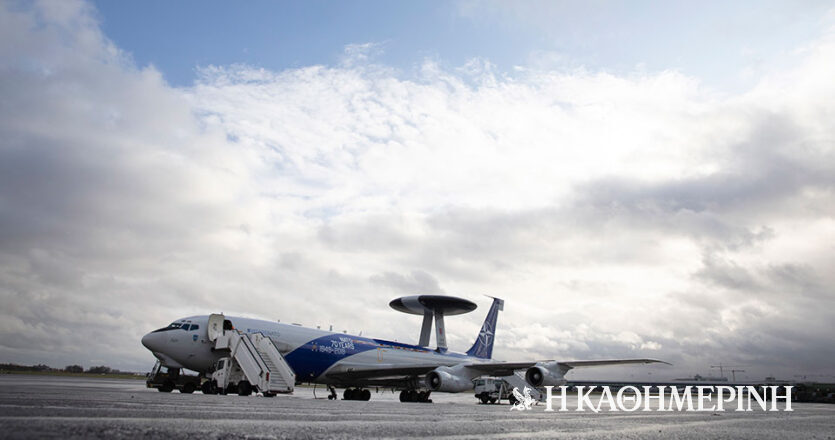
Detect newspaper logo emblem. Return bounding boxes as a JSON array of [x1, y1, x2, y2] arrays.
[[510, 386, 536, 411]]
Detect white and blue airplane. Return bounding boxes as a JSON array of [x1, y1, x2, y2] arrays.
[[141, 295, 666, 401]]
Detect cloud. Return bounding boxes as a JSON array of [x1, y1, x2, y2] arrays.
[[0, 0, 833, 379], [370, 270, 445, 295]]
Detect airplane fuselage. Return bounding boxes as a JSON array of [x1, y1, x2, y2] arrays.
[[142, 314, 478, 385]]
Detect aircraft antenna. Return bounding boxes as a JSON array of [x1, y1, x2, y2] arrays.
[[389, 295, 477, 350]]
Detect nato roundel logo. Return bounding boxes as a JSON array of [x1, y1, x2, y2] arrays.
[[193, 334, 198, 342]]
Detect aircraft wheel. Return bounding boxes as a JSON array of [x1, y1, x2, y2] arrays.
[[181, 382, 196, 394], [343, 388, 352, 400], [237, 381, 252, 396], [159, 380, 174, 392], [490, 398, 498, 404], [480, 395, 489, 404], [399, 390, 407, 402], [361, 389, 371, 401]]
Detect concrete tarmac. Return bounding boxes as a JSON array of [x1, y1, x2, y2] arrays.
[[1, 375, 833, 439]]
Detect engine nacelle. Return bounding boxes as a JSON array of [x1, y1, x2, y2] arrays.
[[525, 362, 566, 387], [425, 365, 473, 393]]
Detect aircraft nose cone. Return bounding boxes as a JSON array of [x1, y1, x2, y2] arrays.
[[141, 332, 159, 352]]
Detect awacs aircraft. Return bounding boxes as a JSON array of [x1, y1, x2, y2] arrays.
[[141, 295, 667, 402]]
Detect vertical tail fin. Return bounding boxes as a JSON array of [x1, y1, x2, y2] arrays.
[[466, 297, 504, 359]]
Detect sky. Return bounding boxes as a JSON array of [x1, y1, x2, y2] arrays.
[[0, 0, 833, 381]]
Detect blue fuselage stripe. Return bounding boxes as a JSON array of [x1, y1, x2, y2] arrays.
[[283, 334, 470, 380]]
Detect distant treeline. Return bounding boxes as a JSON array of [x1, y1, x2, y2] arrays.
[[0, 363, 134, 375]]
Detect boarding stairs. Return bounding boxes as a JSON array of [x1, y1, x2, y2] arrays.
[[505, 370, 544, 402], [250, 332, 295, 392], [210, 314, 294, 394]]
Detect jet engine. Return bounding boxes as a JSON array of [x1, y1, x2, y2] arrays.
[[524, 362, 566, 387], [425, 365, 473, 393]]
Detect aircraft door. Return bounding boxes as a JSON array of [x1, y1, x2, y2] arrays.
[[207, 314, 225, 341]]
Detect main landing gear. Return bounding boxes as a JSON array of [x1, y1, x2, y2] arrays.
[[342, 388, 371, 401], [399, 389, 432, 403]]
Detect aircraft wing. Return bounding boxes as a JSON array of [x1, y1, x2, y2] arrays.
[[464, 362, 539, 376], [556, 358, 671, 369], [323, 361, 538, 388], [323, 358, 669, 386], [324, 363, 441, 381], [464, 358, 669, 376], [326, 361, 536, 382]]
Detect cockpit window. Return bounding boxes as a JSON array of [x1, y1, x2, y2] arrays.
[[152, 322, 185, 333], [190, 324, 199, 331]]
